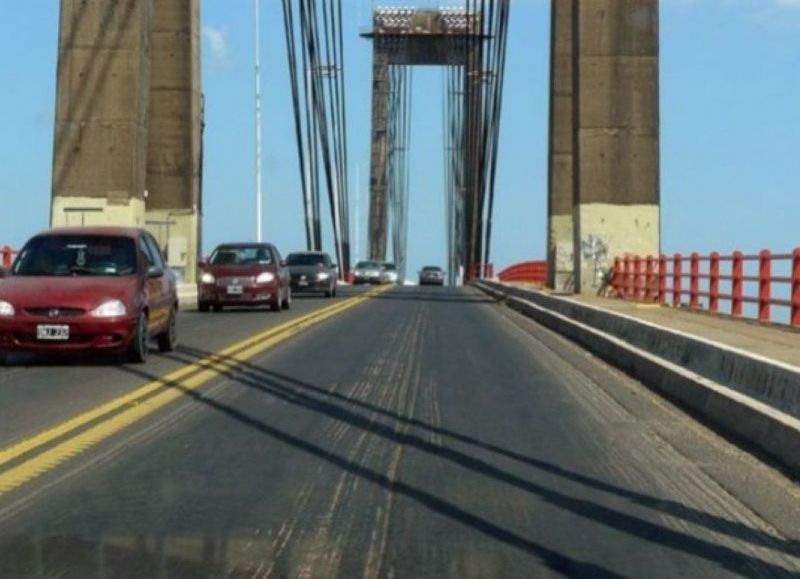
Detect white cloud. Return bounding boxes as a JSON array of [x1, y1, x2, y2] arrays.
[[202, 25, 229, 63]]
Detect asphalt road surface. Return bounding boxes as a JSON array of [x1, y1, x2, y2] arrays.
[[0, 286, 798, 578]]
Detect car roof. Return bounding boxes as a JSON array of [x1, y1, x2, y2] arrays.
[[39, 226, 143, 239], [215, 242, 275, 249]]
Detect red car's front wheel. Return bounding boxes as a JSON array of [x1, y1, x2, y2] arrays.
[[127, 313, 149, 364]]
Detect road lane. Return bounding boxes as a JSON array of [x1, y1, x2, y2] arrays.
[[0, 286, 798, 578], [0, 288, 369, 449]]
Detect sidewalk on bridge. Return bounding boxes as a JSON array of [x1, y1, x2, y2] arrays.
[[476, 280, 800, 475], [566, 293, 800, 370]]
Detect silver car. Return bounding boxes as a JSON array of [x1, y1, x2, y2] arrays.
[[353, 261, 383, 285], [380, 262, 399, 284], [419, 266, 445, 286]]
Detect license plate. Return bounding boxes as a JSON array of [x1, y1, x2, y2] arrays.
[[227, 285, 243, 295], [298, 281, 309, 287], [37, 325, 70, 341]]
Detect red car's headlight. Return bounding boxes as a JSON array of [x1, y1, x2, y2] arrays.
[[0, 301, 14, 317], [91, 300, 127, 318], [256, 272, 275, 284]]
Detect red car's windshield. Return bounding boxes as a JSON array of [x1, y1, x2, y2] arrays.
[[13, 235, 137, 277], [210, 246, 272, 266]]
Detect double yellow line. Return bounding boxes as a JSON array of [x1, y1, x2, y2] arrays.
[[0, 286, 388, 496]]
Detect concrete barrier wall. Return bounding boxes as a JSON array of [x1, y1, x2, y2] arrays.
[[482, 282, 800, 419], [476, 281, 800, 475]]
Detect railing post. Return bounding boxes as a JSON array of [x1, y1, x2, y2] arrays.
[[758, 249, 771, 322], [633, 256, 643, 300], [689, 252, 700, 310], [644, 256, 654, 302], [732, 251, 744, 317], [1, 246, 11, 269], [709, 252, 720, 313], [623, 256, 632, 298], [792, 248, 800, 327], [672, 254, 682, 307], [658, 255, 667, 304]]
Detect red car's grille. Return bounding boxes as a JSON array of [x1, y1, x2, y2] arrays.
[[24, 308, 86, 318]]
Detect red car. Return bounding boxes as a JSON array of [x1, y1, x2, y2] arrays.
[[0, 227, 178, 364], [197, 243, 291, 312]]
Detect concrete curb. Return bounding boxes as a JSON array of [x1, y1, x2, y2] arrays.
[[177, 283, 198, 310], [475, 281, 800, 475]]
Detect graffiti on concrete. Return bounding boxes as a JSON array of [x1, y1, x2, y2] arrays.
[[581, 234, 608, 288]]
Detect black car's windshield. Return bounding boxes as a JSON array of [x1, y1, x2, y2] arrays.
[[287, 253, 329, 267], [356, 261, 380, 269], [383, 264, 397, 271], [422, 267, 442, 272], [13, 235, 137, 277], [210, 246, 272, 266]]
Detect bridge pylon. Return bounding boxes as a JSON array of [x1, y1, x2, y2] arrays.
[[51, 0, 202, 283], [548, 0, 660, 293]]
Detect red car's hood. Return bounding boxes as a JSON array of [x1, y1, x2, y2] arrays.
[[0, 276, 137, 310], [204, 265, 274, 278]]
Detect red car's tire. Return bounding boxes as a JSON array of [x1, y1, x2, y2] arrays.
[[127, 313, 149, 364], [282, 287, 292, 310], [157, 308, 177, 353]]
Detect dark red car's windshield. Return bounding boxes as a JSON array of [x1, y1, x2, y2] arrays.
[[13, 235, 137, 277], [210, 246, 272, 266], [287, 253, 328, 267]]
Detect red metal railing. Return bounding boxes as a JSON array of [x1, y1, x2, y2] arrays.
[[1, 246, 15, 269], [497, 260, 547, 284], [612, 249, 800, 327]]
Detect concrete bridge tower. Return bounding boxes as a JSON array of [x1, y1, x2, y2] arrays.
[[548, 0, 660, 293], [51, 0, 202, 283]]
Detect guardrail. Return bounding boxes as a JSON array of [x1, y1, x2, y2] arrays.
[[497, 260, 547, 284], [612, 250, 800, 327], [1, 246, 16, 269]]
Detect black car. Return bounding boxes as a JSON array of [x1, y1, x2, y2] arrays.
[[419, 266, 445, 286], [286, 252, 337, 297]]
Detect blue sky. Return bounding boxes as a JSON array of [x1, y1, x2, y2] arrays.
[[0, 0, 798, 273]]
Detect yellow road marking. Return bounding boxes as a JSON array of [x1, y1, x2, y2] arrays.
[[0, 286, 389, 495]]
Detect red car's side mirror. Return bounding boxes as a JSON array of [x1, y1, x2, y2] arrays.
[[280, 259, 287, 267], [198, 259, 208, 268]]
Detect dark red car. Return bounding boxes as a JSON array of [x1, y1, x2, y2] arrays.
[[0, 227, 178, 364], [197, 243, 291, 312]]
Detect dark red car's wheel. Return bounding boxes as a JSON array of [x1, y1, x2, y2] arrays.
[[127, 313, 148, 364], [157, 307, 177, 352]]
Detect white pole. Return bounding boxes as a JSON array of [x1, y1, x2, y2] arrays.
[[355, 164, 360, 263], [255, 0, 263, 242]]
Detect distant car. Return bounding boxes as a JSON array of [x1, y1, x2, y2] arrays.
[[419, 266, 445, 286], [0, 227, 178, 364], [352, 260, 383, 285], [198, 243, 291, 312], [380, 262, 399, 284], [286, 251, 337, 297]]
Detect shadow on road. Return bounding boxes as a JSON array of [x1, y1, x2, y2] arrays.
[[109, 345, 800, 577]]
